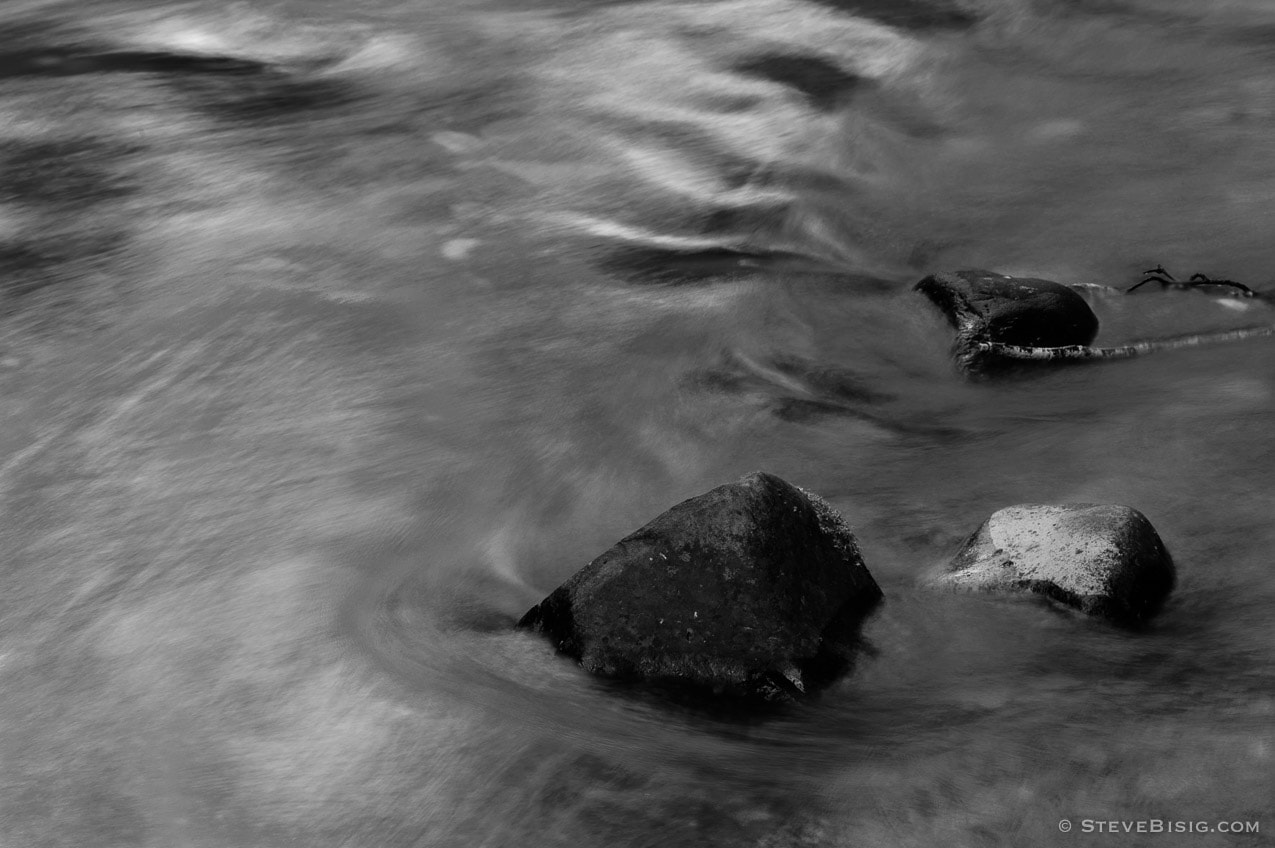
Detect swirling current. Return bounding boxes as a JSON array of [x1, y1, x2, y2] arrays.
[[0, 0, 1271, 845]]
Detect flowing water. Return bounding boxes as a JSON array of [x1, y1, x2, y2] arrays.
[[0, 0, 1273, 845]]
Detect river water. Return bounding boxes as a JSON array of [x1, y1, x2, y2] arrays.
[[0, 0, 1272, 845]]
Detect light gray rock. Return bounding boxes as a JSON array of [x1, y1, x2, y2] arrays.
[[933, 504, 1174, 624]]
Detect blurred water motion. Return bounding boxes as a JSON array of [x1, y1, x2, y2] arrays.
[[0, 0, 1272, 845]]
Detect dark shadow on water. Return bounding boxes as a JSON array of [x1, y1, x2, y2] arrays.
[[770, 396, 866, 421], [768, 399, 968, 442], [806, 0, 978, 30], [0, 47, 269, 79], [0, 138, 139, 209], [771, 353, 897, 404], [0, 235, 125, 303], [0, 20, 355, 123], [0, 137, 139, 310], [0, 243, 61, 301], [683, 349, 969, 439], [682, 353, 892, 408], [598, 245, 818, 284], [164, 72, 356, 123], [731, 54, 862, 111], [1041, 0, 1190, 25], [0, 20, 267, 80]]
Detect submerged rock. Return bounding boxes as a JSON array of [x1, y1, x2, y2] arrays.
[[916, 269, 1099, 372], [518, 472, 882, 701], [931, 504, 1174, 624]]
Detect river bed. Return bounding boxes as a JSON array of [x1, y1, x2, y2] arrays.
[[0, 0, 1271, 845]]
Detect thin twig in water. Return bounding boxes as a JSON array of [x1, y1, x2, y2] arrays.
[[973, 324, 1275, 362], [1127, 265, 1258, 297]]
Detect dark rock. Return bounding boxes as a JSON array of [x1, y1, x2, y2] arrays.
[[930, 504, 1175, 624], [916, 269, 1099, 372], [519, 472, 882, 701]]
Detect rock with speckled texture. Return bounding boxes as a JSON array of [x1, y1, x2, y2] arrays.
[[932, 503, 1174, 624], [518, 471, 882, 701], [916, 269, 1100, 372]]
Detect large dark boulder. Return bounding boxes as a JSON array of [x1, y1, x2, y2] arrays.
[[930, 504, 1175, 625], [518, 472, 883, 701], [916, 269, 1099, 372]]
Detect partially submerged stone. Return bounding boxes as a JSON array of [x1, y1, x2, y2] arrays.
[[916, 269, 1099, 373], [518, 472, 882, 701], [932, 504, 1174, 624]]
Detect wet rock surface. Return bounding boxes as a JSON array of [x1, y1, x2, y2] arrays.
[[916, 269, 1100, 371], [931, 503, 1175, 624], [519, 472, 883, 701]]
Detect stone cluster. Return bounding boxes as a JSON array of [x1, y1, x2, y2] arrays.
[[518, 269, 1187, 705], [519, 474, 1174, 703]]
